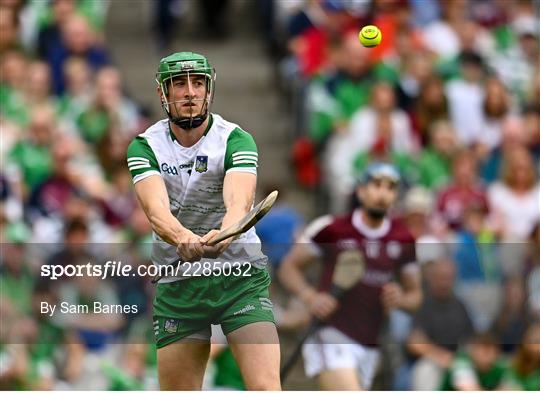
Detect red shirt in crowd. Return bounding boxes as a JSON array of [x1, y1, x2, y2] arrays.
[[436, 183, 489, 230]]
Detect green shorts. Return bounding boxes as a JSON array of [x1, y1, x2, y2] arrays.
[[152, 266, 275, 349]]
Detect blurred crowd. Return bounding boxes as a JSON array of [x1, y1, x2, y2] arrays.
[[0, 0, 539, 391], [0, 0, 158, 389], [270, 0, 540, 390]]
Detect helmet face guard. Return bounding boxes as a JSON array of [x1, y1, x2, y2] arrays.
[[156, 52, 216, 130]]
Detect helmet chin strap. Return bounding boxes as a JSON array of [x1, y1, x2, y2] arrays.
[[170, 112, 207, 130], [166, 97, 209, 130]]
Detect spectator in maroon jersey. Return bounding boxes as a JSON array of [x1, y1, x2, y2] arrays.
[[101, 167, 137, 228], [279, 162, 422, 390], [436, 149, 488, 233], [28, 135, 80, 218]]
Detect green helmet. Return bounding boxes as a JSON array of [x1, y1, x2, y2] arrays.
[[156, 52, 216, 129]]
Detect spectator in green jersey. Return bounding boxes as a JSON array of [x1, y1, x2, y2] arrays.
[[504, 323, 540, 391], [8, 105, 56, 195], [440, 332, 508, 391], [416, 120, 457, 190]]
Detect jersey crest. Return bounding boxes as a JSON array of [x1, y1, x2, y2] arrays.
[[164, 318, 179, 333], [195, 155, 208, 173]]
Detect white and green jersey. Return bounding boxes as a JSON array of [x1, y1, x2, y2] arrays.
[[126, 114, 267, 283]]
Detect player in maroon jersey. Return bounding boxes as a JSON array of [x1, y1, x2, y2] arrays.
[[279, 162, 422, 390]]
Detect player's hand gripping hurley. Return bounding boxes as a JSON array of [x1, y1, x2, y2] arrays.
[[280, 249, 366, 381], [151, 191, 278, 283]]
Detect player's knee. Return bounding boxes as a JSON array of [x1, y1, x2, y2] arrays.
[[245, 372, 281, 390], [159, 374, 203, 391], [158, 357, 206, 390]]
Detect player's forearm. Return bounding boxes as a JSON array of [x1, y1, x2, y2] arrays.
[[397, 269, 422, 313], [135, 177, 190, 246], [220, 204, 250, 230], [278, 260, 316, 303], [147, 210, 189, 246], [221, 171, 256, 230]]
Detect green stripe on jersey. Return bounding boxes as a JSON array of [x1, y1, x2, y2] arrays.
[[126, 136, 160, 180], [224, 127, 258, 172]]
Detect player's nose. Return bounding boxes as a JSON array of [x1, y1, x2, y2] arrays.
[[186, 80, 196, 97]]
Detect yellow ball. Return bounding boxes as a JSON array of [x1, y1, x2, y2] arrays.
[[358, 25, 382, 48]]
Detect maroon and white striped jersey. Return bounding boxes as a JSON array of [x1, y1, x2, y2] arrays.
[[302, 209, 417, 346]]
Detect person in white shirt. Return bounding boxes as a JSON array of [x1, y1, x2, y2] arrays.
[[477, 77, 515, 158], [446, 51, 486, 146], [347, 82, 416, 155], [488, 145, 540, 242], [325, 82, 415, 213]]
